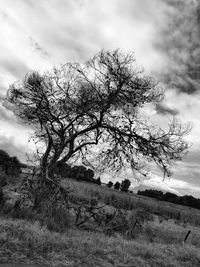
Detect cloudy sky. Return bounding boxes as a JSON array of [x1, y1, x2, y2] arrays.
[[0, 0, 200, 197]]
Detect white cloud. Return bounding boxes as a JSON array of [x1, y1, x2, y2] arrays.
[[0, 117, 35, 162], [158, 89, 200, 146], [138, 174, 200, 197], [0, 0, 165, 74]]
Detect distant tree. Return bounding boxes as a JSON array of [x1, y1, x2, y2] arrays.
[[138, 189, 164, 200], [138, 189, 200, 210], [0, 149, 23, 177], [164, 192, 177, 202], [57, 163, 98, 185], [151, 190, 164, 200], [120, 179, 131, 192], [7, 49, 191, 185], [9, 156, 23, 176], [0, 149, 10, 174], [85, 169, 94, 180], [56, 163, 72, 178], [107, 181, 113, 188], [114, 181, 120, 190], [96, 177, 101, 185], [0, 149, 10, 162], [71, 165, 87, 181]]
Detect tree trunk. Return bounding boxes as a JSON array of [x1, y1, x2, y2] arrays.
[[40, 136, 53, 179]]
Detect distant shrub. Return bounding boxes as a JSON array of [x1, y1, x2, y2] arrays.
[[103, 208, 153, 239], [107, 181, 113, 188], [104, 210, 129, 236], [138, 189, 200, 210], [56, 163, 101, 185], [0, 149, 25, 179], [96, 177, 101, 185], [114, 181, 120, 190], [120, 179, 131, 192]]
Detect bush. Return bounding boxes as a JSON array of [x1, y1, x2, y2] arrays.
[[114, 181, 120, 190], [120, 179, 131, 192], [96, 177, 101, 185], [0, 150, 24, 177], [107, 181, 113, 188], [101, 208, 154, 239]]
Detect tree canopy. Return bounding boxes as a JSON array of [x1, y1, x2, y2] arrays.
[[120, 179, 131, 192], [7, 49, 191, 180], [114, 181, 121, 190], [138, 189, 200, 210]]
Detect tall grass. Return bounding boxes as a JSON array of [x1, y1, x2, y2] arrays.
[[1, 216, 200, 267], [2, 176, 200, 266]]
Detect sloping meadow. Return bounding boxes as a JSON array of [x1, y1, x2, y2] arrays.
[[1, 217, 200, 267]]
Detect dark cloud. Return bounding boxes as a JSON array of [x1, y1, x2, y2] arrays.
[[155, 103, 179, 116], [157, 0, 200, 94]]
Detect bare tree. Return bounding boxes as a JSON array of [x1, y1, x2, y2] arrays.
[[7, 49, 191, 182]]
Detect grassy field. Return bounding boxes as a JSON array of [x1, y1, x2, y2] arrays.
[[1, 177, 200, 266], [1, 216, 200, 267], [62, 178, 200, 226]]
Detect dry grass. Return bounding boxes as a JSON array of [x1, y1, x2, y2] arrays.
[[2, 177, 200, 266], [1, 216, 200, 267], [61, 178, 200, 226], [138, 219, 200, 247]]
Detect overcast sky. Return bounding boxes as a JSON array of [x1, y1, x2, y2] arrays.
[[0, 0, 200, 197]]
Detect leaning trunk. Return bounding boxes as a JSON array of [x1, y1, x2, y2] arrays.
[[47, 148, 64, 179], [40, 136, 53, 179]]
